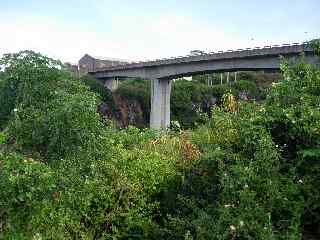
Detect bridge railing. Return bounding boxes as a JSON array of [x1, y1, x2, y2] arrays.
[[92, 42, 311, 72]]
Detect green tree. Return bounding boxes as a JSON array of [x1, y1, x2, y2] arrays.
[[0, 51, 102, 159]]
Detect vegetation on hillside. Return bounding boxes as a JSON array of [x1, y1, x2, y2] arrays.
[[0, 40, 319, 239]]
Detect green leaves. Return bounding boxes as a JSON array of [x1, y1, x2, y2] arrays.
[[309, 38, 320, 57], [0, 132, 6, 144], [0, 51, 103, 159]]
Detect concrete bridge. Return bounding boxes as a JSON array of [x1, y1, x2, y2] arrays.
[[89, 43, 318, 129]]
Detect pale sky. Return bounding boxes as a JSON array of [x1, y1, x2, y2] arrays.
[[0, 0, 319, 63]]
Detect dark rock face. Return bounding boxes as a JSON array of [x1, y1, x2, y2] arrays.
[[97, 94, 147, 128], [97, 102, 111, 116]]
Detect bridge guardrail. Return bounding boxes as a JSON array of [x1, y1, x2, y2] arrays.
[[92, 42, 312, 72]]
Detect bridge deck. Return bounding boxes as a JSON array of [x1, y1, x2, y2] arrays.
[[90, 43, 313, 74]]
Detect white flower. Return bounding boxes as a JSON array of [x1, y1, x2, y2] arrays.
[[239, 220, 244, 227], [298, 179, 303, 183], [33, 233, 42, 240], [230, 225, 236, 231], [244, 184, 249, 188], [13, 108, 18, 112], [224, 204, 235, 208]]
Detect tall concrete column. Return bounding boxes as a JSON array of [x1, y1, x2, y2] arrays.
[[150, 78, 171, 129], [104, 78, 119, 91]]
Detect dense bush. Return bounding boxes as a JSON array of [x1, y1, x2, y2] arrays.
[[0, 52, 179, 238], [233, 80, 259, 99], [155, 105, 303, 239], [262, 55, 320, 234], [171, 80, 211, 128], [0, 124, 186, 239], [151, 42, 320, 239], [0, 51, 102, 159], [171, 79, 261, 128], [81, 75, 115, 108], [171, 80, 237, 128], [0, 72, 17, 129]]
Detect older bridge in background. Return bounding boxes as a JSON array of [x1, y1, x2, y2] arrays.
[[89, 43, 318, 129]]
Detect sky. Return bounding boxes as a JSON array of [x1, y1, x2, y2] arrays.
[[0, 0, 319, 63]]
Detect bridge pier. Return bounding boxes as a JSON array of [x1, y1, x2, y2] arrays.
[[150, 79, 171, 129], [104, 78, 119, 91]]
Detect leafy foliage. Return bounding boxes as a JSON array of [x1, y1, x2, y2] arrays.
[[0, 71, 18, 130], [0, 51, 102, 159], [81, 74, 115, 108]]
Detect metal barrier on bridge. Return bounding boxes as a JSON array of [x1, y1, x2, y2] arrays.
[[91, 42, 311, 72]]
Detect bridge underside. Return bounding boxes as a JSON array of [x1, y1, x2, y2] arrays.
[[94, 53, 317, 80]]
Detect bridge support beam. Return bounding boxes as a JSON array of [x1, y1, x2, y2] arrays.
[[104, 78, 119, 91], [150, 79, 171, 129]]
